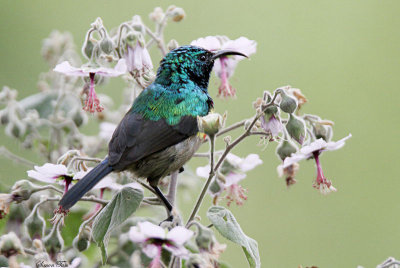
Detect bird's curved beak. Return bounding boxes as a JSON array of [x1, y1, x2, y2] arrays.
[[212, 49, 248, 60]]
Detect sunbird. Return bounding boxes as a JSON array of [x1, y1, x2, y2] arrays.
[[59, 46, 246, 216]]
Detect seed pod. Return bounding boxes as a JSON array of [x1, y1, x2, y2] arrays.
[[276, 139, 298, 161], [280, 92, 298, 114], [285, 114, 306, 145], [43, 223, 64, 259], [0, 232, 25, 257], [313, 123, 333, 142], [24, 203, 46, 240], [83, 38, 95, 59], [195, 225, 214, 251], [11, 180, 40, 203], [100, 37, 114, 54], [73, 225, 91, 252]]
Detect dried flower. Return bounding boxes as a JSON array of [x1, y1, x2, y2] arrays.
[[0, 194, 12, 219]]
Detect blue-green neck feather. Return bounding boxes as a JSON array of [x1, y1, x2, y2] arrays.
[[131, 46, 215, 125]]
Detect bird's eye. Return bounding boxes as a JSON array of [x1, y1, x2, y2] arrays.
[[200, 55, 207, 61]]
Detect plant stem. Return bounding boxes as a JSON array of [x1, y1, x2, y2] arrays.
[[166, 171, 178, 206], [0, 146, 35, 167], [185, 91, 279, 226], [186, 135, 215, 226]]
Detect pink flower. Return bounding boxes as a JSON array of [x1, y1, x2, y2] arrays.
[[53, 59, 127, 113], [260, 113, 283, 137], [283, 134, 352, 194], [196, 153, 262, 206], [27, 163, 120, 194], [124, 39, 153, 74], [129, 221, 193, 268], [27, 163, 86, 193], [191, 36, 256, 98]]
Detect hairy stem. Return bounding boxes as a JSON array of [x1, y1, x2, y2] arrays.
[[166, 171, 178, 206], [0, 146, 35, 167], [186, 135, 215, 226]]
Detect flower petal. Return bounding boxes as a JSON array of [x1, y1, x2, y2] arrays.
[[142, 244, 161, 258], [53, 61, 88, 76], [27, 163, 68, 183], [282, 153, 308, 168], [240, 154, 263, 172], [129, 226, 147, 243], [225, 172, 246, 187], [324, 134, 352, 152], [137, 221, 165, 240], [166, 226, 193, 246], [164, 244, 190, 258], [222, 37, 257, 58], [190, 36, 222, 51], [196, 165, 211, 178], [95, 59, 127, 77]]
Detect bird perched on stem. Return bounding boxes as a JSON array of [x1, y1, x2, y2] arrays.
[[58, 46, 246, 218]]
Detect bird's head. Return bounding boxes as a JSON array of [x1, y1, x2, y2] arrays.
[[155, 45, 246, 89]]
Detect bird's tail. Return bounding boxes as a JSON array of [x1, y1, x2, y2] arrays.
[[59, 158, 113, 210]]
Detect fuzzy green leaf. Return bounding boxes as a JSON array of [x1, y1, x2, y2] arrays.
[[92, 187, 143, 264], [207, 206, 261, 268]]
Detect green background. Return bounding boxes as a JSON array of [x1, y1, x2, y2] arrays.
[[0, 1, 399, 267]]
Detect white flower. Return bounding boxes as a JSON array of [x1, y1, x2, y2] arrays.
[[283, 134, 352, 168], [129, 221, 193, 267], [124, 40, 153, 74], [282, 134, 352, 194], [196, 153, 262, 206], [99, 122, 117, 141], [27, 163, 112, 193]]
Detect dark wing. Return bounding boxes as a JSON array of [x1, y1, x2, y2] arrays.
[[108, 112, 198, 171]]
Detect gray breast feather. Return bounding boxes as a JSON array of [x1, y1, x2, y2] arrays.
[[129, 135, 203, 186]]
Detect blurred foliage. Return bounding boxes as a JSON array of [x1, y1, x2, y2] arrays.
[[0, 0, 399, 267]]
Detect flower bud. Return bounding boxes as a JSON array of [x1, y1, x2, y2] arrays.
[[276, 139, 298, 161], [44, 223, 64, 259], [313, 123, 333, 142], [170, 7, 185, 22], [6, 120, 27, 139], [0, 110, 8, 125], [279, 92, 298, 114], [100, 36, 114, 54], [0, 232, 25, 257], [198, 113, 224, 136], [209, 178, 223, 196], [82, 38, 95, 60], [195, 225, 214, 251], [0, 256, 8, 267], [73, 225, 91, 252], [131, 15, 145, 34], [24, 204, 46, 240], [167, 39, 179, 51], [285, 114, 306, 145], [11, 180, 40, 203], [149, 7, 164, 23], [186, 254, 207, 268]]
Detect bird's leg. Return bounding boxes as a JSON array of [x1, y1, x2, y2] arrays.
[[151, 185, 173, 222]]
